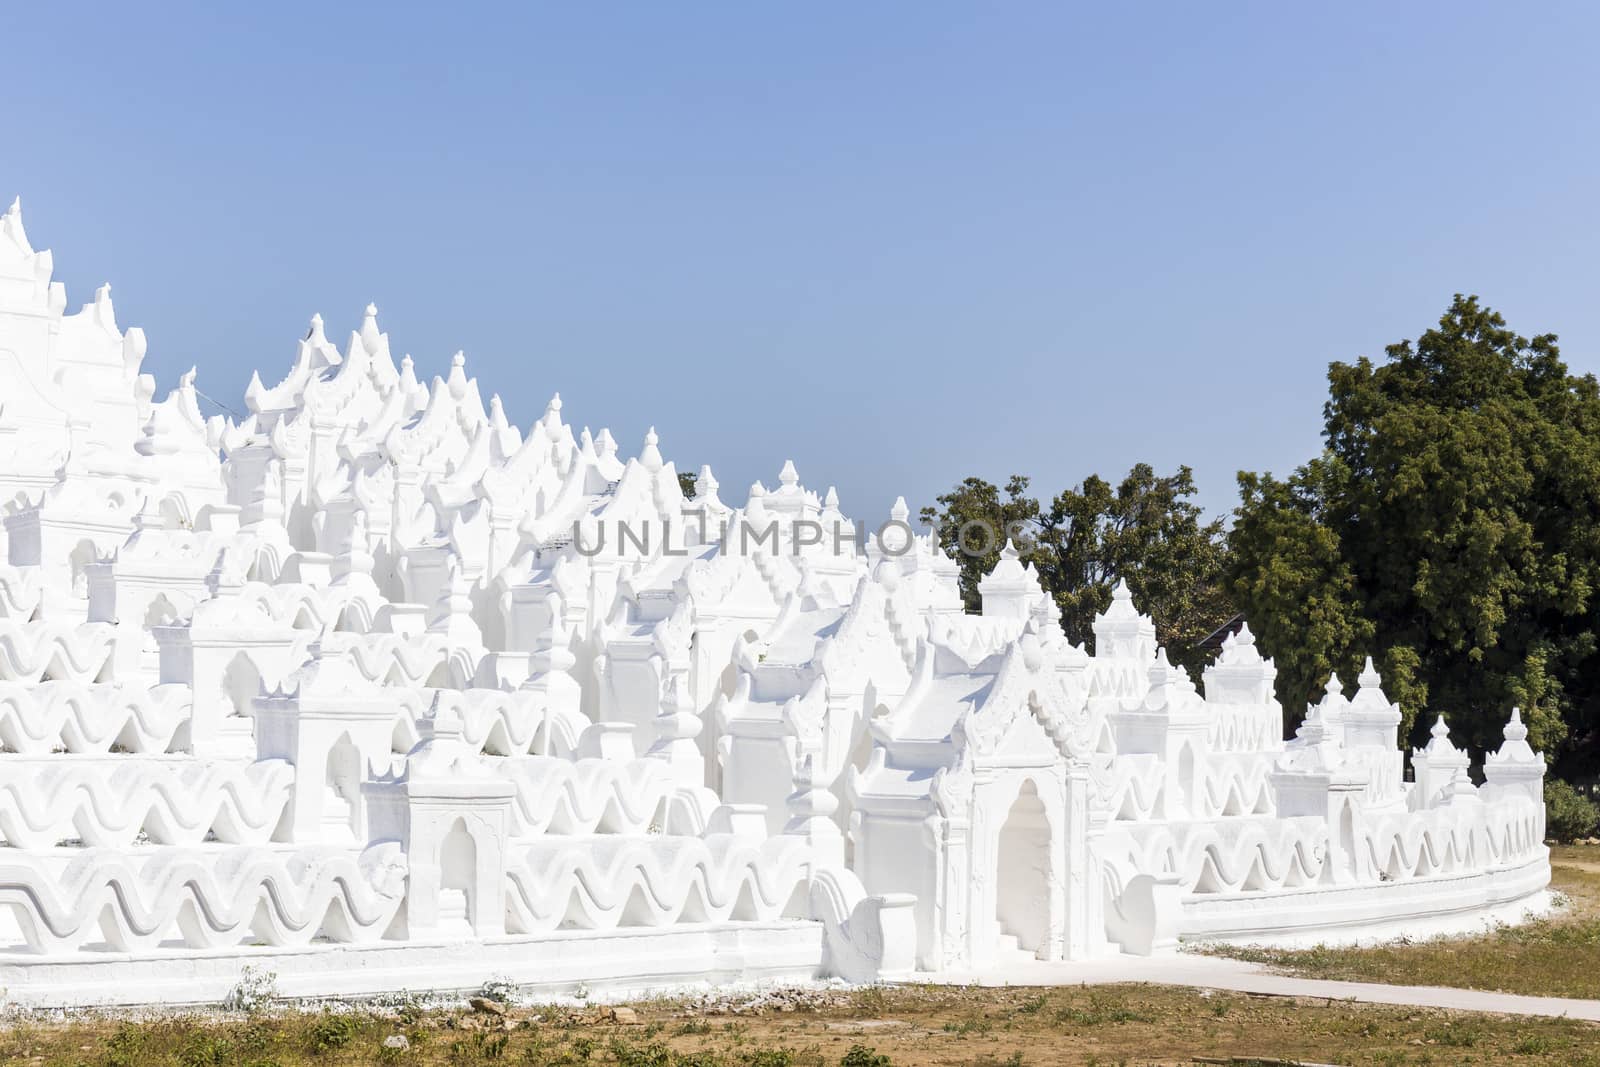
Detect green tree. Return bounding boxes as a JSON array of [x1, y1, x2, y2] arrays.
[[1231, 295, 1600, 766], [921, 465, 1233, 675], [1225, 459, 1374, 723], [918, 475, 1041, 613]]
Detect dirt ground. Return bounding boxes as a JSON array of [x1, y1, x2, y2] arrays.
[[2, 981, 1598, 1067]]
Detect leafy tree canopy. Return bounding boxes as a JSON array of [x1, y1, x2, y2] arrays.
[[921, 464, 1233, 675], [1229, 295, 1600, 768]]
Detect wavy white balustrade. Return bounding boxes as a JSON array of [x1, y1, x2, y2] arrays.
[[383, 688, 591, 758], [0, 681, 190, 754], [1112, 816, 1331, 895], [0, 757, 292, 847], [500, 755, 677, 836], [503, 834, 812, 934], [0, 567, 42, 620], [0, 843, 405, 954], [0, 621, 118, 684], [1362, 800, 1543, 881]]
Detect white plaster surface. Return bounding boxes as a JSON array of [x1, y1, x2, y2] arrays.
[[0, 197, 1554, 1006]]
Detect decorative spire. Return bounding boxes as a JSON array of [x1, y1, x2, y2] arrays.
[[695, 464, 722, 510], [447, 351, 468, 400], [1324, 672, 1344, 699], [639, 427, 664, 472], [1358, 655, 1381, 689], [1486, 705, 1543, 777], [890, 495, 909, 524], [779, 459, 799, 488], [0, 196, 28, 255], [1504, 705, 1528, 743]]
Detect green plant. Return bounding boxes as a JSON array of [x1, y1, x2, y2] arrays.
[[673, 1053, 726, 1067], [610, 1038, 672, 1067], [1423, 1023, 1479, 1047], [449, 1030, 510, 1063], [307, 1011, 362, 1052], [741, 1050, 795, 1067], [1545, 779, 1598, 842], [1513, 1033, 1554, 1055], [100, 1023, 151, 1067], [839, 1046, 891, 1067], [176, 1022, 276, 1067]]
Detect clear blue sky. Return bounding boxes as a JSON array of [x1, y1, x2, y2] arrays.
[[9, 3, 1598, 525]]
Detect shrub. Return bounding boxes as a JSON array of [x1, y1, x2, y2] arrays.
[[1545, 779, 1598, 842], [307, 1012, 361, 1053], [839, 1047, 890, 1067]]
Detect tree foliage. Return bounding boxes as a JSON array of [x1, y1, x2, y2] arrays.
[[921, 464, 1233, 674], [1229, 295, 1600, 768]]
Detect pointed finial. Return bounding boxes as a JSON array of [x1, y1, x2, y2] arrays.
[[1236, 621, 1254, 645], [1112, 577, 1132, 600], [699, 464, 719, 492], [823, 486, 839, 510], [1504, 706, 1529, 742], [1358, 655, 1381, 687], [999, 539, 1019, 560], [639, 427, 663, 472], [359, 304, 380, 347], [890, 495, 909, 523], [779, 459, 799, 488], [1430, 714, 1449, 741], [451, 350, 466, 369], [1324, 673, 1344, 699]]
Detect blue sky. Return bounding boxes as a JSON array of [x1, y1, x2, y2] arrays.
[[8, 3, 1598, 524]]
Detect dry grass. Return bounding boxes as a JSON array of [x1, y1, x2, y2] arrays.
[[1198, 844, 1600, 1000], [1, 983, 1598, 1067]]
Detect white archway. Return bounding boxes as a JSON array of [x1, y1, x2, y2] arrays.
[[995, 778, 1051, 957]]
